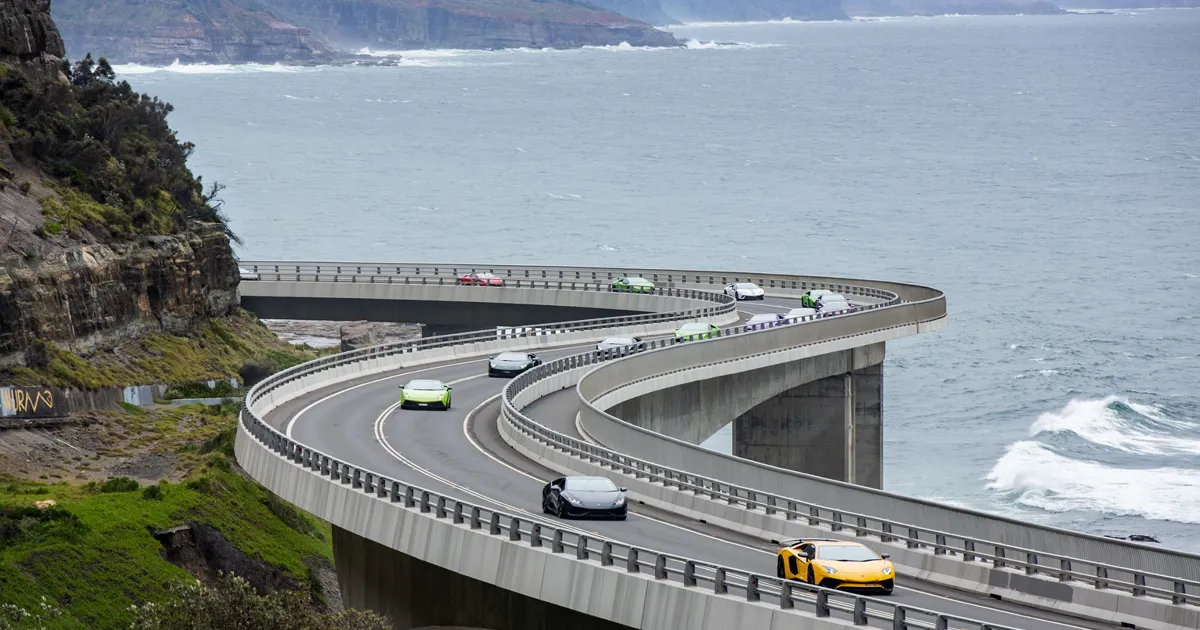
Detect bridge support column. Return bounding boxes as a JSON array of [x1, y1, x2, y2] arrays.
[[732, 364, 882, 488], [333, 526, 632, 630]]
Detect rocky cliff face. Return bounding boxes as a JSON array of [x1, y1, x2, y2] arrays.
[[0, 0, 67, 77], [51, 0, 330, 64], [842, 0, 1064, 15], [254, 0, 681, 50], [0, 0, 240, 369], [0, 223, 239, 367], [659, 0, 848, 22], [587, 0, 679, 25]]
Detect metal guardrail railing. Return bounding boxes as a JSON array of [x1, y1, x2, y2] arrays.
[[500, 346, 1200, 608], [234, 265, 1024, 628], [240, 365, 1018, 630]]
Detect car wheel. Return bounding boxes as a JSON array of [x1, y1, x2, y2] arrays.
[[542, 498, 552, 514], [616, 514, 627, 521], [776, 556, 785, 578], [445, 396, 451, 410], [807, 566, 815, 584], [882, 585, 893, 595], [556, 502, 567, 519]]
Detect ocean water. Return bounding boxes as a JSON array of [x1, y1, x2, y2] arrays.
[[115, 11, 1200, 550]]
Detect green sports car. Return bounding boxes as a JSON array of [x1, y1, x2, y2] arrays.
[[612, 276, 655, 293], [398, 379, 452, 410], [800, 289, 837, 308], [673, 322, 720, 343]]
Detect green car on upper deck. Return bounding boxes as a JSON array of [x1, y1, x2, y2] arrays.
[[612, 276, 655, 293], [673, 322, 720, 343], [399, 379, 452, 410]]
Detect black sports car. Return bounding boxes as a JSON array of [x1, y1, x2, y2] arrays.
[[541, 476, 628, 520], [487, 352, 541, 377]]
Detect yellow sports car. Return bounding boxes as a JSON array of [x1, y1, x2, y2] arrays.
[[776, 539, 894, 594]]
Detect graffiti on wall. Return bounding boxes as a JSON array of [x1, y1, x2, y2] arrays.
[[0, 387, 58, 417]]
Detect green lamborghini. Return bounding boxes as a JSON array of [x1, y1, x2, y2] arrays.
[[673, 322, 720, 343], [612, 276, 655, 293], [398, 379, 452, 410]]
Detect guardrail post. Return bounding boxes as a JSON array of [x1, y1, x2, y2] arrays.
[[1133, 574, 1146, 597], [728, 487, 738, 505], [577, 535, 589, 560], [809, 506, 820, 526], [853, 598, 868, 625], [1058, 558, 1071, 581], [654, 554, 667, 579], [746, 575, 760, 602], [815, 590, 830, 617], [881, 522, 893, 543], [435, 496, 447, 518], [786, 501, 797, 521], [419, 491, 431, 513], [962, 539, 976, 561], [892, 606, 906, 630], [1025, 552, 1037, 575], [683, 561, 697, 587], [713, 568, 727, 594], [831, 512, 844, 532], [994, 547, 1005, 569], [469, 506, 481, 529], [601, 541, 613, 566], [747, 491, 758, 510], [856, 517, 868, 537], [934, 534, 947, 555], [709, 481, 721, 500], [551, 529, 564, 553], [765, 495, 777, 516], [907, 528, 919, 549], [453, 502, 464, 523], [348, 467, 359, 487], [627, 548, 639, 573], [489, 512, 501, 535], [404, 486, 416, 508], [1174, 581, 1187, 605], [509, 518, 521, 541], [779, 581, 794, 609], [934, 615, 949, 630], [389, 481, 400, 502]]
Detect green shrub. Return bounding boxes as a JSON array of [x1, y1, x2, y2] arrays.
[[142, 485, 164, 500], [40, 221, 62, 235], [0, 105, 15, 129], [97, 477, 140, 493]]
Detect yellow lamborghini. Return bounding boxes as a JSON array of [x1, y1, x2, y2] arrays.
[[776, 539, 894, 594]]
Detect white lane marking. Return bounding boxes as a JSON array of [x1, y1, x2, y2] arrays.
[[374, 397, 594, 537], [463, 397, 1090, 629], [284, 341, 598, 438]]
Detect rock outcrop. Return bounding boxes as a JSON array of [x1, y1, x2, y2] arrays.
[[0, 0, 67, 77], [588, 0, 680, 25], [842, 0, 1065, 15], [0, 223, 240, 367], [659, 0, 848, 22], [51, 0, 331, 65], [253, 0, 682, 50]]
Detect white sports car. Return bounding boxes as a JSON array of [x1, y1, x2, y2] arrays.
[[724, 282, 765, 300]]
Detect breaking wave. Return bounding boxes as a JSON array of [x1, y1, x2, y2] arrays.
[[113, 60, 304, 75], [1029, 395, 1200, 456], [985, 441, 1200, 524]]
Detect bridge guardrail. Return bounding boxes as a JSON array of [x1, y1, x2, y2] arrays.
[[240, 409, 1023, 630], [499, 343, 1200, 610]]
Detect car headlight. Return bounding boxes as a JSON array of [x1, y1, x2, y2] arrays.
[[614, 495, 625, 506], [565, 495, 581, 505], [882, 567, 892, 575], [821, 566, 838, 575]]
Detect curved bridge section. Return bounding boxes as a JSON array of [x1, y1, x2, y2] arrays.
[[235, 261, 1199, 630]]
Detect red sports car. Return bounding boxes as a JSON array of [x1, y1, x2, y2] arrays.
[[457, 272, 505, 286]]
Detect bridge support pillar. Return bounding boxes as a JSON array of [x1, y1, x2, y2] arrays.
[[332, 526, 632, 630], [732, 364, 882, 488]]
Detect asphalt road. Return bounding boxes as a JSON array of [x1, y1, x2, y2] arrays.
[[267, 296, 1104, 630]]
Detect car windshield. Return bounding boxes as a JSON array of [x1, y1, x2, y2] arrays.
[[816, 545, 881, 562], [735, 283, 757, 289], [680, 323, 710, 332], [405, 380, 445, 390], [626, 277, 650, 284], [494, 353, 527, 361], [565, 477, 618, 492]]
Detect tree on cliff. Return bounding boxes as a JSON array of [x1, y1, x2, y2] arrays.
[[0, 54, 238, 244]]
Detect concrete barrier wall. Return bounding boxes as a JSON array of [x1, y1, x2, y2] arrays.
[[236, 414, 869, 630], [500, 369, 1200, 630]]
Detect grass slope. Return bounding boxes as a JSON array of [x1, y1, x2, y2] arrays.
[[4, 309, 327, 389], [0, 430, 333, 629]]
